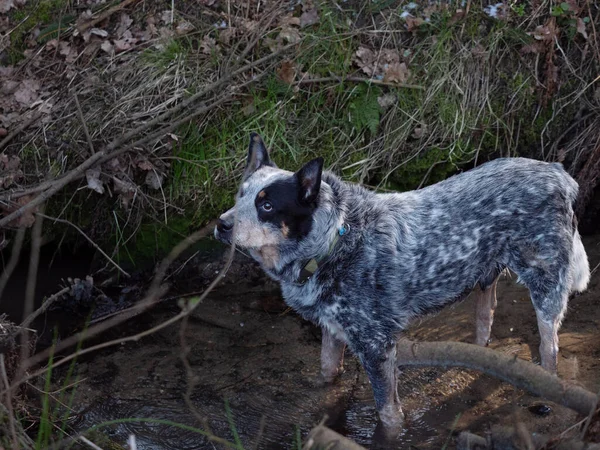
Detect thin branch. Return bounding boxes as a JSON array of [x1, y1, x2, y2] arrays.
[[73, 93, 95, 155], [0, 113, 42, 151], [395, 339, 597, 416], [38, 213, 130, 278], [296, 75, 425, 90], [0, 227, 26, 303], [0, 354, 18, 449], [102, 44, 295, 155], [0, 152, 104, 228], [77, 0, 141, 32], [15, 220, 217, 378], [17, 206, 44, 381], [19, 286, 70, 330]]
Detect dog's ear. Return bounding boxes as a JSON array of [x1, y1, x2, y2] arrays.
[[246, 133, 273, 175], [295, 157, 324, 204]]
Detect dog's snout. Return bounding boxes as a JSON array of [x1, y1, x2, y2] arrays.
[[217, 218, 234, 233]]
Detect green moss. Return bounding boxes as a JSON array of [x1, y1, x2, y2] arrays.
[[9, 0, 73, 63]]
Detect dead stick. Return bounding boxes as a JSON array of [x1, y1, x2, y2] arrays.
[[0, 113, 42, 151], [0, 354, 18, 449], [103, 44, 294, 154], [38, 213, 130, 277], [73, 93, 95, 154], [296, 76, 425, 90], [19, 286, 70, 331], [0, 49, 288, 203], [0, 152, 104, 228], [396, 339, 597, 416], [0, 227, 26, 302], [77, 0, 141, 32]]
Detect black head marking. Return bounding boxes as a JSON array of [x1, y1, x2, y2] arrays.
[[254, 173, 319, 240], [245, 133, 276, 177], [295, 157, 324, 204]]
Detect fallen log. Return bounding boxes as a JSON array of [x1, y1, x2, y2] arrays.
[[396, 339, 597, 417]]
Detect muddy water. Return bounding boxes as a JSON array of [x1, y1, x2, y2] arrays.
[[47, 237, 600, 449]]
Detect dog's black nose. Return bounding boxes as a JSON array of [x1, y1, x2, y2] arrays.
[[217, 219, 233, 233]]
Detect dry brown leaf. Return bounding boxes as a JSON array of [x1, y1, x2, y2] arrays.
[[279, 25, 301, 44], [116, 13, 133, 38], [135, 157, 154, 171], [520, 42, 545, 54], [200, 35, 217, 55], [218, 27, 236, 45], [383, 62, 410, 84], [100, 41, 113, 54], [0, 0, 25, 14], [2, 195, 38, 228], [159, 10, 174, 24], [411, 125, 427, 139], [280, 14, 301, 27], [175, 20, 194, 35], [145, 171, 163, 190], [405, 16, 424, 32], [14, 79, 41, 106], [532, 18, 558, 41], [59, 41, 78, 64], [576, 18, 588, 40], [354, 46, 377, 76], [377, 93, 396, 109], [300, 8, 319, 28], [85, 168, 104, 194], [277, 60, 296, 84]]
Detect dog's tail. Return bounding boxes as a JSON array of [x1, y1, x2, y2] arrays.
[[570, 226, 590, 293]]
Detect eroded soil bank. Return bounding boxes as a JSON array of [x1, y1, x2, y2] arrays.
[[39, 235, 600, 449]]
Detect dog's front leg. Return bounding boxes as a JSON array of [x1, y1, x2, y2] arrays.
[[320, 327, 346, 382], [359, 341, 404, 429]]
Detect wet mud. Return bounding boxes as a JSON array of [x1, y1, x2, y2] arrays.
[[44, 235, 600, 449]]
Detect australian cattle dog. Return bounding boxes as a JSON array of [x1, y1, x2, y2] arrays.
[[214, 133, 591, 428]]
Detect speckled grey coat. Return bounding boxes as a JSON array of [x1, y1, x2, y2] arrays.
[[215, 134, 590, 427]]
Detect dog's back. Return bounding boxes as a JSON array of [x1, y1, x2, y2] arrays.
[[360, 158, 587, 319]]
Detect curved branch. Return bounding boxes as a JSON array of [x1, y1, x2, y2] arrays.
[[396, 339, 597, 417]]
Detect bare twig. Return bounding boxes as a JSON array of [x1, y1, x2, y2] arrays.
[[395, 339, 597, 416], [102, 44, 295, 155], [38, 213, 130, 278], [19, 286, 70, 331], [17, 206, 44, 381], [11, 220, 217, 384], [0, 152, 104, 228], [296, 75, 425, 90], [77, 0, 141, 32], [0, 227, 26, 302], [73, 93, 95, 155], [0, 113, 42, 151], [0, 354, 18, 449]]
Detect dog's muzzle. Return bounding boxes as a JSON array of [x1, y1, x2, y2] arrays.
[[214, 218, 234, 243]]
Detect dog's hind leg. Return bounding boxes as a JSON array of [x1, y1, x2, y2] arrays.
[[320, 327, 346, 382], [474, 277, 499, 347], [357, 341, 404, 429]]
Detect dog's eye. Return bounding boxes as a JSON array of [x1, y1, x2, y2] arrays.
[[262, 202, 273, 212]]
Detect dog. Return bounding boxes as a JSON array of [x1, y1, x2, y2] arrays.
[[214, 133, 591, 428]]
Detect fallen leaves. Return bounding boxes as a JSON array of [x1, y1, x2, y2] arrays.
[[85, 168, 104, 194], [1, 195, 37, 228], [353, 47, 411, 84], [277, 60, 296, 85], [0, 0, 25, 14]]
